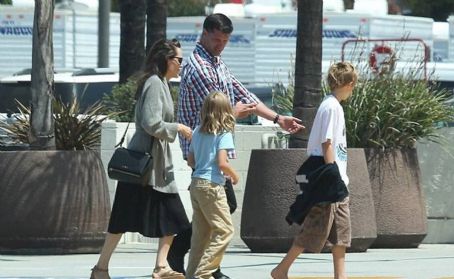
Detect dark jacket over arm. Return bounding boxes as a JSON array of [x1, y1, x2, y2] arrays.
[[286, 156, 349, 225]]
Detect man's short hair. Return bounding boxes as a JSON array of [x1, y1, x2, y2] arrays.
[[203, 13, 233, 34]]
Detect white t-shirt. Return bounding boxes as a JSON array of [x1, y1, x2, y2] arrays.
[[307, 94, 349, 186]]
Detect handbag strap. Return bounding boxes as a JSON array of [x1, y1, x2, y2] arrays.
[[115, 84, 155, 149], [115, 122, 130, 147], [115, 122, 154, 152]]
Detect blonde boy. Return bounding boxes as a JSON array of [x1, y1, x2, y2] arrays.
[[272, 62, 358, 279]]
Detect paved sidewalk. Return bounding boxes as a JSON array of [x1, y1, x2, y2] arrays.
[[0, 243, 453, 279]]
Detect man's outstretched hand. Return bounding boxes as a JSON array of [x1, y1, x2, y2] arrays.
[[277, 115, 305, 134]]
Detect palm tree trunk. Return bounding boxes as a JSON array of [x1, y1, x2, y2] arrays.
[[146, 0, 167, 54], [29, 0, 55, 150], [289, 0, 323, 148], [119, 0, 146, 84]]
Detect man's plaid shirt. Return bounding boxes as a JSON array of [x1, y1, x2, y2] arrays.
[[178, 43, 259, 159]]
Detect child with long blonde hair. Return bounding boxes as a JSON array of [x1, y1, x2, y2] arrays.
[[185, 91, 239, 279]]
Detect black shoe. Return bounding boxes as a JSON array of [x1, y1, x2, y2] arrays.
[[212, 269, 231, 279]]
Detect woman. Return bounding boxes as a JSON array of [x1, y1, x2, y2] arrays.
[[91, 39, 192, 279]]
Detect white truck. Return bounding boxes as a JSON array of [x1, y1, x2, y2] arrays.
[[0, 5, 120, 78], [168, 12, 440, 86], [1, 5, 453, 89]]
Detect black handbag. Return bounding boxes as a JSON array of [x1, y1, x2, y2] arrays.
[[107, 122, 154, 185]]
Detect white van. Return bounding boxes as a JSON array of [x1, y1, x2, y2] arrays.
[[0, 6, 120, 78], [0, 68, 118, 113]]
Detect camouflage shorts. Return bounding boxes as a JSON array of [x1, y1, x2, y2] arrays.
[[293, 197, 351, 253]]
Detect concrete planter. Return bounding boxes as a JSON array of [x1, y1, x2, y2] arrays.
[[417, 127, 454, 244], [347, 148, 378, 252], [365, 148, 427, 248], [240, 148, 376, 252], [0, 150, 110, 254]]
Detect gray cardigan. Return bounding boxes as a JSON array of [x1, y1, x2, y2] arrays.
[[127, 75, 179, 193]]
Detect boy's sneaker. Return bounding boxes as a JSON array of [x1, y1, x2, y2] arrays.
[[212, 269, 231, 279]]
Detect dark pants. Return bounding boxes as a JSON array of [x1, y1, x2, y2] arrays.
[[167, 178, 237, 274]]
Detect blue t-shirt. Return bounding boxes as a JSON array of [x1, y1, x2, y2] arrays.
[[189, 126, 235, 185]]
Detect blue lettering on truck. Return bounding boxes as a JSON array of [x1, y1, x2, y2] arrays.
[[175, 34, 199, 43], [229, 35, 250, 44], [269, 29, 357, 38], [175, 33, 250, 44], [323, 30, 357, 38], [0, 26, 33, 36], [269, 29, 297, 37]]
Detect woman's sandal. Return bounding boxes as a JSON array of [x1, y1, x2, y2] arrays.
[[152, 266, 185, 279], [90, 265, 111, 279]]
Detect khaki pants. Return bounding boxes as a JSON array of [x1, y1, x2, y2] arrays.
[[186, 178, 234, 279]]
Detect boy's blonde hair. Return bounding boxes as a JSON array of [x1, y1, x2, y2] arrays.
[[327, 62, 357, 91], [200, 91, 236, 134]]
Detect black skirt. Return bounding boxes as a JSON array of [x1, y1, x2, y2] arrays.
[[108, 181, 190, 238]]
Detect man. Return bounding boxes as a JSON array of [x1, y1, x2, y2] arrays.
[[169, 13, 304, 279]]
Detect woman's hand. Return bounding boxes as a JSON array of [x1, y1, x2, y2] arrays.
[[230, 173, 240, 185], [178, 124, 192, 140]]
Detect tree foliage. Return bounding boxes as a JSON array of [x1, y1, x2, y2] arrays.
[[168, 0, 206, 17], [111, 0, 205, 16], [111, 0, 119, 12], [343, 0, 354, 9], [404, 0, 454, 21]]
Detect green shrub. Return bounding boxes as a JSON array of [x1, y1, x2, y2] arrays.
[[272, 82, 294, 116], [102, 78, 181, 122], [102, 79, 137, 122], [271, 62, 454, 150], [343, 67, 454, 149], [271, 57, 295, 116]]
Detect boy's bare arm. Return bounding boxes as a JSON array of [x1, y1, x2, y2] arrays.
[[322, 140, 335, 164], [217, 149, 239, 185], [187, 152, 195, 168]]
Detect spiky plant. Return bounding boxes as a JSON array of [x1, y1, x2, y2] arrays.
[[0, 101, 30, 145], [0, 98, 114, 150], [270, 61, 454, 150], [342, 66, 454, 149], [53, 99, 112, 150], [272, 56, 295, 116], [272, 82, 294, 116]]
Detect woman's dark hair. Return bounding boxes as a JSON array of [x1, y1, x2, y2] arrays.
[[203, 13, 233, 34], [135, 39, 181, 99]]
